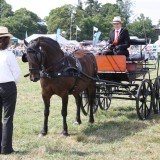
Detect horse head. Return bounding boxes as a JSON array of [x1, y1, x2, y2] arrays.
[[23, 38, 43, 82], [23, 36, 64, 82]]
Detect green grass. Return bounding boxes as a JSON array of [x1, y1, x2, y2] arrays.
[[2, 59, 160, 160]]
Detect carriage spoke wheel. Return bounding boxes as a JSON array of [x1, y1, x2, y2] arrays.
[[136, 79, 153, 120], [98, 84, 112, 110], [81, 91, 98, 116], [153, 76, 160, 114]]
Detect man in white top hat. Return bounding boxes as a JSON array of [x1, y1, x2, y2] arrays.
[[105, 16, 130, 57], [0, 26, 21, 154]]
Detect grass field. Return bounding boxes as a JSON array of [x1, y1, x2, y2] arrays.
[[1, 59, 160, 160]]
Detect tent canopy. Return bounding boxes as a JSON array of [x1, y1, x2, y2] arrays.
[[25, 34, 69, 46], [67, 40, 80, 47], [11, 37, 23, 44], [154, 40, 160, 45]]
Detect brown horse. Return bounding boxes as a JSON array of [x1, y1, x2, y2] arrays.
[[22, 36, 98, 136]]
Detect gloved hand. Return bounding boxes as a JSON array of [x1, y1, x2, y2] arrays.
[[115, 45, 121, 50], [108, 44, 114, 50]]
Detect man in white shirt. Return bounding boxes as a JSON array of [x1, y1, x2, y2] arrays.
[[0, 26, 21, 154]]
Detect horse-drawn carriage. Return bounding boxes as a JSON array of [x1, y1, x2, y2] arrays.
[[82, 38, 160, 120], [23, 36, 160, 136]]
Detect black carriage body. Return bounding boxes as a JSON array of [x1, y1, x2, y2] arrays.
[[92, 38, 160, 120]]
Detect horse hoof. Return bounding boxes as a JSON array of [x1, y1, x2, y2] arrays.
[[73, 121, 81, 125], [38, 131, 47, 137], [38, 133, 45, 137], [62, 131, 69, 136], [89, 120, 94, 124]]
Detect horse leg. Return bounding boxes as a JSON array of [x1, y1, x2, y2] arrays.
[[39, 96, 50, 137], [61, 95, 69, 136], [74, 94, 82, 125], [87, 86, 95, 124]]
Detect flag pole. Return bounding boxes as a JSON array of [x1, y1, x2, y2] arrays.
[[76, 27, 77, 40], [93, 27, 94, 43]]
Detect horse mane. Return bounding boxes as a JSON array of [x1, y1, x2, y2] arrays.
[[34, 36, 61, 49]]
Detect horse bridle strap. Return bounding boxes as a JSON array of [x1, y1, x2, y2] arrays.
[[28, 47, 46, 70]]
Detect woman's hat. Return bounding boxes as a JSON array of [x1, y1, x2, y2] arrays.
[[0, 26, 13, 38], [112, 16, 123, 24]]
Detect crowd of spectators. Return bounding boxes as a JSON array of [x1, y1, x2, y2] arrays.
[[9, 43, 25, 57]]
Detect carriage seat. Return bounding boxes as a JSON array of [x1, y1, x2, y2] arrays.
[[127, 53, 145, 61], [130, 38, 147, 45]]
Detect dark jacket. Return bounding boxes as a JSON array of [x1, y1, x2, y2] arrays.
[[108, 28, 130, 51]]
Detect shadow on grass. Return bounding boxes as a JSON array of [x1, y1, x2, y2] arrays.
[[76, 104, 156, 144], [111, 106, 138, 120], [46, 149, 105, 157], [15, 150, 29, 155], [79, 120, 149, 144]]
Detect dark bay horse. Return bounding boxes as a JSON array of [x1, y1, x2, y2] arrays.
[[22, 36, 98, 136]]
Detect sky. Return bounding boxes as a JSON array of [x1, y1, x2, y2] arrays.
[[5, 0, 160, 25]]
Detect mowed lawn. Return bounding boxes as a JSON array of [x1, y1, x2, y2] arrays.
[[2, 58, 160, 160]]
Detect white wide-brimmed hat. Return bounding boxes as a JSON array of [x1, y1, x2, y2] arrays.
[[0, 26, 13, 38], [112, 16, 123, 24]]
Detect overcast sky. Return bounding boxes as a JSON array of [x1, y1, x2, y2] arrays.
[[5, 0, 160, 25]]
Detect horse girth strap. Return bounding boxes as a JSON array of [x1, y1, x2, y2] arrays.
[[40, 70, 81, 78]]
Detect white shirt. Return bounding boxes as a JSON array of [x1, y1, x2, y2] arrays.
[[0, 49, 21, 84]]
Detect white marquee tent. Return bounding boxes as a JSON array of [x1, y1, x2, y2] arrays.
[[67, 40, 80, 47], [154, 40, 160, 45], [25, 34, 69, 46]]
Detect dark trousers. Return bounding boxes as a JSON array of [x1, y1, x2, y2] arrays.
[[0, 82, 17, 154], [104, 49, 129, 57]]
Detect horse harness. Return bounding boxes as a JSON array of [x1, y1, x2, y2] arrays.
[[27, 45, 83, 79]]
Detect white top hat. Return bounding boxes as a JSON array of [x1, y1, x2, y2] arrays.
[[0, 26, 13, 38], [112, 16, 123, 24]]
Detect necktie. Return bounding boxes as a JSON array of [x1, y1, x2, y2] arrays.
[[113, 30, 119, 45]]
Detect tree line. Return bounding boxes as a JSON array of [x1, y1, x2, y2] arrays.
[[0, 0, 158, 42]]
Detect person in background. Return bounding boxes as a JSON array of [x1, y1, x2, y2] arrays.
[[0, 26, 21, 154], [106, 16, 130, 57]]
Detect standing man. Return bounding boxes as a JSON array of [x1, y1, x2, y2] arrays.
[[106, 16, 130, 57], [0, 26, 21, 154]]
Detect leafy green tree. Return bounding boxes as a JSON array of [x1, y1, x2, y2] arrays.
[[77, 0, 83, 10], [77, 17, 95, 40], [46, 4, 87, 40], [116, 0, 133, 24], [46, 5, 72, 34], [0, 0, 13, 20], [100, 3, 120, 18], [85, 0, 101, 17], [128, 14, 157, 42], [1, 8, 47, 39]]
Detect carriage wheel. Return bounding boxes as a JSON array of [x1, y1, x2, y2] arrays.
[[136, 79, 153, 120], [97, 84, 112, 110], [80, 91, 98, 116], [153, 76, 160, 114]]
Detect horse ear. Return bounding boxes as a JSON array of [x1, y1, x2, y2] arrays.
[[22, 53, 28, 63], [36, 38, 40, 47], [24, 39, 29, 46]]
